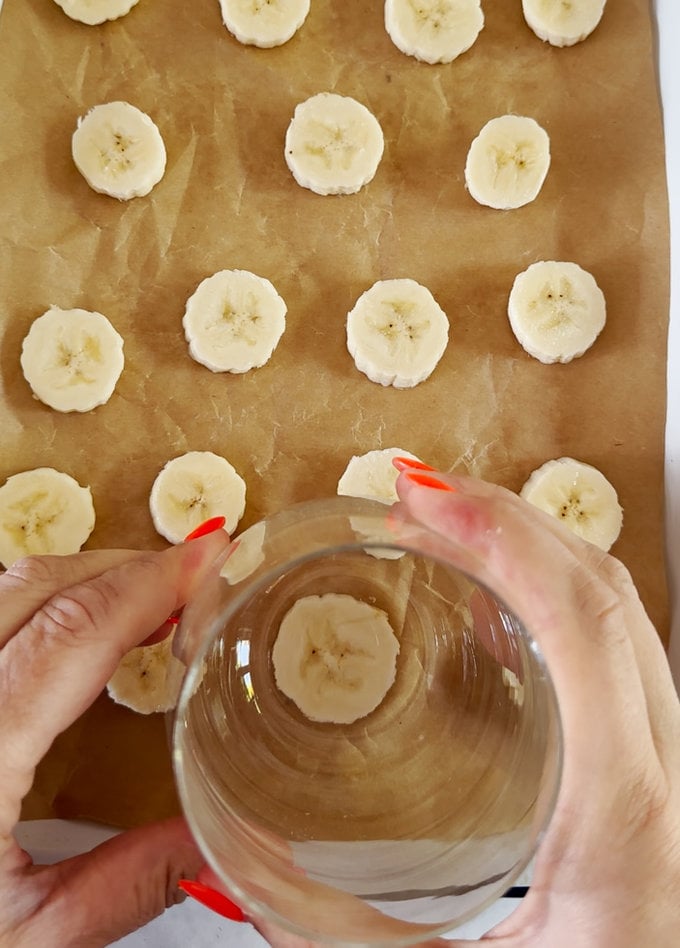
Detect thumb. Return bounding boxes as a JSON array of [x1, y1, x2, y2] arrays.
[[33, 817, 202, 947]]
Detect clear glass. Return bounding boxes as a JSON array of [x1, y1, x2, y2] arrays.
[[171, 496, 562, 946]]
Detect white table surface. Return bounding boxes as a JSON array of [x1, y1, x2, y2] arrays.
[[10, 0, 680, 944], [658, 0, 680, 687]]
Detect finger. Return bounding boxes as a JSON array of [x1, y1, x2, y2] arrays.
[[395, 472, 662, 771], [16, 818, 203, 947], [139, 618, 178, 647], [254, 913, 460, 948], [197, 866, 465, 947], [0, 531, 229, 837], [470, 587, 522, 674], [396, 471, 680, 764], [0, 550, 144, 648]]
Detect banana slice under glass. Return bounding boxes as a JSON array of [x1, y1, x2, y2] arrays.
[[384, 0, 484, 64], [272, 593, 400, 725]]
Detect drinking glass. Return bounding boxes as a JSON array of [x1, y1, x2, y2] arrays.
[[171, 495, 562, 945]]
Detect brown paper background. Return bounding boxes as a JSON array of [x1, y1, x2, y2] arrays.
[[0, 0, 669, 826]]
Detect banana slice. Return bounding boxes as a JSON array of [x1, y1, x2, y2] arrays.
[[522, 0, 607, 47], [220, 521, 266, 584], [507, 261, 606, 364], [271, 593, 400, 724], [520, 457, 623, 551], [218, 0, 310, 47], [149, 451, 246, 543], [384, 0, 484, 64], [338, 447, 421, 504], [52, 0, 139, 25], [346, 278, 449, 388], [183, 269, 287, 374], [107, 631, 185, 714], [464, 114, 550, 210], [72, 101, 166, 200], [338, 448, 421, 559], [20, 306, 124, 413], [0, 468, 95, 568], [284, 92, 385, 196]]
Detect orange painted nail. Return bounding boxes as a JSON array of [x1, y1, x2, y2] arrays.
[[403, 472, 457, 492], [184, 516, 226, 542], [178, 879, 245, 922], [393, 456, 437, 473]]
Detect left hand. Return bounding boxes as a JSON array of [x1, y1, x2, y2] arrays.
[[0, 531, 230, 948]]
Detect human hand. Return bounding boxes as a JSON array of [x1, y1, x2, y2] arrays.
[[389, 466, 680, 947], [212, 467, 680, 948], [0, 528, 230, 948]]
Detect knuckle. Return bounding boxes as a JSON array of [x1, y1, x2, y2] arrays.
[[600, 554, 636, 594], [617, 766, 671, 839], [31, 581, 117, 647], [1, 554, 62, 594], [25, 553, 168, 649], [566, 562, 628, 649]]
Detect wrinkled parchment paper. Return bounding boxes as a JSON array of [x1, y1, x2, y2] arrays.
[[1, 0, 668, 826]]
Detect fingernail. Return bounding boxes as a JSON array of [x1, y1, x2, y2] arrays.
[[393, 456, 437, 473], [184, 516, 227, 542], [177, 879, 245, 922], [403, 472, 457, 492], [167, 613, 181, 625]]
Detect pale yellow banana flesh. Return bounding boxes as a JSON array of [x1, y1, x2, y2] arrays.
[[53, 0, 140, 26], [71, 101, 166, 200], [0, 468, 95, 568], [183, 269, 287, 374], [384, 0, 484, 64], [346, 279, 449, 388], [272, 593, 400, 724], [149, 451, 246, 543], [107, 632, 185, 714], [507, 261, 606, 364], [218, 0, 311, 47], [465, 114, 551, 210], [20, 306, 124, 413], [285, 93, 385, 196], [522, 0, 607, 47], [520, 457, 623, 552]]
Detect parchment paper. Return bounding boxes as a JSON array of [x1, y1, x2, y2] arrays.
[[0, 0, 669, 826]]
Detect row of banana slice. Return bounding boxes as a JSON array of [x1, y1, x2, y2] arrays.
[[19, 259, 607, 418], [43, 0, 613, 720], [54, 0, 608, 55], [0, 447, 623, 716], [0, 447, 623, 565], [72, 96, 554, 207]]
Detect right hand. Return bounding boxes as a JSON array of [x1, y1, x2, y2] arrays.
[[197, 469, 680, 948], [389, 468, 680, 947]]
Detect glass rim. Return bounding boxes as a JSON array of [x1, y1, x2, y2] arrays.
[[171, 494, 565, 945]]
